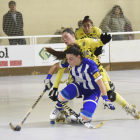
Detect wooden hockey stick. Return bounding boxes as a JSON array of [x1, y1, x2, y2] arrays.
[[9, 89, 47, 131], [58, 101, 105, 129]]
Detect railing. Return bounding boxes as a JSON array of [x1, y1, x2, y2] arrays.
[[0, 31, 140, 45]]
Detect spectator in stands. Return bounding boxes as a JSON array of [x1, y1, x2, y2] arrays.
[[75, 20, 83, 32], [3, 1, 26, 45], [99, 5, 134, 41]]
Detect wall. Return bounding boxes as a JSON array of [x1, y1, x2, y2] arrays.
[[0, 0, 140, 45]]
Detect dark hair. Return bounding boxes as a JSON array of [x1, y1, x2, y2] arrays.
[[62, 28, 75, 36], [111, 5, 124, 18], [9, 1, 16, 7], [65, 45, 83, 59], [82, 16, 93, 25], [45, 44, 83, 60]]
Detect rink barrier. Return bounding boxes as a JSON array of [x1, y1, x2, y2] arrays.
[[0, 31, 140, 76]]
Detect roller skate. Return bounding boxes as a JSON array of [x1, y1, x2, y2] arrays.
[[123, 103, 140, 119], [50, 105, 64, 124], [56, 110, 68, 123], [65, 114, 78, 123]]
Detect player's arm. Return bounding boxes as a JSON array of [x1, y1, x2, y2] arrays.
[[51, 48, 69, 92], [96, 78, 107, 96], [48, 62, 61, 76], [91, 64, 115, 110], [44, 62, 60, 90], [44, 60, 68, 90], [49, 68, 66, 99]]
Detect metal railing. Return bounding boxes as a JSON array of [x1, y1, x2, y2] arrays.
[[0, 31, 140, 45]]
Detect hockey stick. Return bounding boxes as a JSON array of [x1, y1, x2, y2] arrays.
[[9, 89, 47, 131], [58, 101, 105, 129]]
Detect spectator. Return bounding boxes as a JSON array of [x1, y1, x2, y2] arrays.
[[75, 20, 83, 32], [3, 1, 26, 45], [99, 5, 134, 41]]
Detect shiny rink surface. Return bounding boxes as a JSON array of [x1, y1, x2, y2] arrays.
[[0, 70, 140, 140]]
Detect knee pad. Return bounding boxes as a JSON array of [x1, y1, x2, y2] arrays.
[[58, 84, 78, 102], [57, 90, 70, 102], [107, 90, 116, 102], [79, 111, 92, 123], [109, 81, 115, 92]]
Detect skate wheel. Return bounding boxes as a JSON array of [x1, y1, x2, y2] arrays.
[[50, 121, 55, 124]]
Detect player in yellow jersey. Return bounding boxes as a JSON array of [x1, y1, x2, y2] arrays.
[[75, 16, 102, 40], [46, 28, 140, 123], [75, 15, 114, 96]]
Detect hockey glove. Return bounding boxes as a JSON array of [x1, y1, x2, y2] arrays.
[[44, 79, 53, 91], [44, 74, 53, 91], [49, 88, 58, 101], [100, 33, 111, 44], [102, 95, 115, 110], [94, 46, 103, 56]]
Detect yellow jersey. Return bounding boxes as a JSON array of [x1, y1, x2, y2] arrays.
[[65, 38, 103, 66], [75, 26, 102, 40]]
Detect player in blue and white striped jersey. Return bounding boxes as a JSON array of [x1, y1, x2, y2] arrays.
[[59, 56, 102, 93], [44, 45, 115, 124]]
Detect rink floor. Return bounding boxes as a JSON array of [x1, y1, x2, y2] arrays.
[[0, 70, 140, 140]]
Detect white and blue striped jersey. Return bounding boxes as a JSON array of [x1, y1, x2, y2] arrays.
[[59, 58, 102, 90]]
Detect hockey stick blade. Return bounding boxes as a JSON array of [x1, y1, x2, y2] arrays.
[[9, 122, 21, 131], [81, 121, 105, 129], [9, 90, 46, 131], [93, 121, 105, 129]]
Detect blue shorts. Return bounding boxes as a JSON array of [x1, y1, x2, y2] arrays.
[[60, 83, 101, 104]]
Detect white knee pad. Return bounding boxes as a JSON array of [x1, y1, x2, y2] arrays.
[[79, 112, 92, 123], [57, 91, 69, 102]]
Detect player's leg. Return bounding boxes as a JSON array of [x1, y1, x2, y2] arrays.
[[67, 72, 74, 85], [50, 83, 79, 123], [100, 67, 140, 119], [123, 103, 140, 119], [100, 67, 126, 104], [103, 68, 115, 91], [66, 90, 100, 123]]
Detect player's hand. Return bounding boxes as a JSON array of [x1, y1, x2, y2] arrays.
[[48, 88, 58, 101], [44, 79, 53, 91], [100, 33, 111, 44], [94, 46, 103, 56], [102, 95, 115, 110]]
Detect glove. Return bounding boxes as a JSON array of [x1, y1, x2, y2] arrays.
[[48, 88, 58, 101], [102, 95, 115, 110], [44, 79, 53, 91], [94, 46, 103, 56], [100, 33, 111, 44]]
